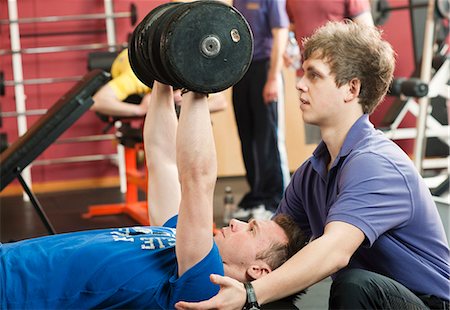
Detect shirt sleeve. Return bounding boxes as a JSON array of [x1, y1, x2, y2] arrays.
[[163, 215, 178, 228], [326, 152, 413, 246], [167, 243, 224, 306]]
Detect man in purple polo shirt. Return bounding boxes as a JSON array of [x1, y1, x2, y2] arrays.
[[230, 0, 290, 221], [176, 21, 449, 310]]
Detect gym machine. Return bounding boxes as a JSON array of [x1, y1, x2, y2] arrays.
[[378, 0, 449, 196], [0, 0, 134, 197]]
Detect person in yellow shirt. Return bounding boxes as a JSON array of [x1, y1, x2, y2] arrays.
[[91, 49, 152, 117], [91, 49, 227, 117]]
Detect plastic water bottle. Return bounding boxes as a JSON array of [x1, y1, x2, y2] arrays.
[[286, 31, 301, 70], [222, 186, 235, 225]]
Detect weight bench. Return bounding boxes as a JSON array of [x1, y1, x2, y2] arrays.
[[0, 69, 111, 234]]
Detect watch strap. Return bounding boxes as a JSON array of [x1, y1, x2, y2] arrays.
[[243, 282, 260, 310]]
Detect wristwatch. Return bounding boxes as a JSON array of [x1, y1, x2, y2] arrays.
[[243, 282, 261, 310]]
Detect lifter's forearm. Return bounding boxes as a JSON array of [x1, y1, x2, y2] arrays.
[[144, 83, 177, 162], [176, 92, 217, 186], [144, 82, 180, 226]]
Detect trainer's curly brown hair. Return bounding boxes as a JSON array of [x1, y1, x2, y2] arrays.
[[302, 20, 396, 114]]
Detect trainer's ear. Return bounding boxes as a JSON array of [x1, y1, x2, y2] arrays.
[[344, 78, 361, 103], [246, 263, 272, 280]]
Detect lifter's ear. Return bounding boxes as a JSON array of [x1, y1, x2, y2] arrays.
[[344, 78, 361, 103], [246, 263, 272, 280]]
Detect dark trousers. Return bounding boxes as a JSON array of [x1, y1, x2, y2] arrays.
[[329, 269, 449, 310], [232, 59, 285, 210]]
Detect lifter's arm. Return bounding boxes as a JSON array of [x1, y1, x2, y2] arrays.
[[143, 82, 181, 226], [175, 91, 217, 277]]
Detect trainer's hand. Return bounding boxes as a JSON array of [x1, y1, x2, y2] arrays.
[[175, 274, 246, 310]]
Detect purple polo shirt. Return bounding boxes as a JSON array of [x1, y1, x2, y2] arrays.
[[276, 114, 450, 300], [233, 0, 289, 61]]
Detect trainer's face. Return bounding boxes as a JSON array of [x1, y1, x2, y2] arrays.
[[296, 54, 347, 127], [214, 219, 287, 280]]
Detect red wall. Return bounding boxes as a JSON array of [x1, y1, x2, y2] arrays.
[[0, 0, 165, 187], [0, 0, 419, 189]]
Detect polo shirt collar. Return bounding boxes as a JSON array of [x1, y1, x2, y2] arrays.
[[339, 114, 373, 157], [311, 114, 373, 174]]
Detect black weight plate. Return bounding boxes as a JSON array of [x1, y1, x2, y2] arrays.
[[129, 2, 177, 87], [148, 2, 184, 86], [129, 5, 160, 87], [129, 32, 154, 87], [144, 2, 181, 85], [161, 1, 253, 93]]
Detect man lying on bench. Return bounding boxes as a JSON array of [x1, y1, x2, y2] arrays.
[[0, 82, 306, 309]]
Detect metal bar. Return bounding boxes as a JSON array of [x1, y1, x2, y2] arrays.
[[104, 0, 118, 53], [3, 75, 83, 86], [33, 154, 118, 166], [0, 42, 127, 56], [55, 134, 115, 144], [413, 0, 436, 172], [0, 109, 47, 117], [383, 126, 449, 140], [422, 157, 450, 170], [103, 0, 126, 194], [16, 172, 56, 235], [0, 12, 132, 24], [8, 0, 31, 202], [20, 29, 106, 38], [383, 3, 428, 12]]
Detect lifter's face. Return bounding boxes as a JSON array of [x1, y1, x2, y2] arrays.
[[296, 54, 348, 127], [214, 219, 288, 281]]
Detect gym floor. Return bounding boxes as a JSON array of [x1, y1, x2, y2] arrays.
[[0, 176, 329, 309]]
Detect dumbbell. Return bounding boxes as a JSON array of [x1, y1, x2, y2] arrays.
[[388, 78, 429, 98], [128, 0, 254, 94]]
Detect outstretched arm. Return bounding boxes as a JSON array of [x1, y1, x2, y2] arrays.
[[176, 221, 364, 309], [144, 82, 181, 226], [175, 91, 217, 276], [91, 83, 148, 117]]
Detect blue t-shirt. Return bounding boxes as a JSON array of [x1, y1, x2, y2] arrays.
[[234, 0, 289, 61], [276, 114, 450, 300], [0, 215, 224, 309]]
